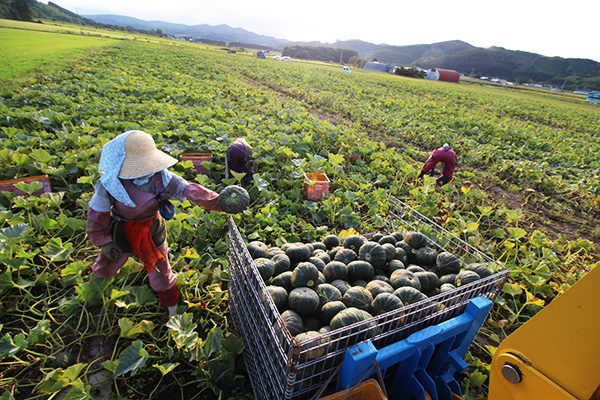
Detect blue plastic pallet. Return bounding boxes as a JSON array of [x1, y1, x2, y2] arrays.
[[337, 296, 493, 400]]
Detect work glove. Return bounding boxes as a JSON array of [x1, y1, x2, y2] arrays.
[[101, 242, 121, 260]]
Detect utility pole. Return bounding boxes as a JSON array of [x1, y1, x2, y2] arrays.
[[561, 79, 567, 92], [76, 8, 83, 35]]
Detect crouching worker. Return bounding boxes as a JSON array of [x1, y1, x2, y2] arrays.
[[418, 143, 457, 186], [86, 130, 223, 318], [225, 138, 255, 185]]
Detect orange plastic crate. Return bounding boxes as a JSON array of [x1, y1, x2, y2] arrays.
[[180, 153, 213, 174], [304, 173, 330, 200], [0, 175, 51, 197], [319, 379, 387, 400]]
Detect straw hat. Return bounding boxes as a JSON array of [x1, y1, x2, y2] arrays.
[[118, 131, 177, 178]]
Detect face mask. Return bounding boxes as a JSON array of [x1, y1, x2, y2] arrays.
[[133, 173, 154, 186]]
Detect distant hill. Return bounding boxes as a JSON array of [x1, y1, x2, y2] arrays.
[[3, 1, 599, 91], [84, 14, 290, 49]]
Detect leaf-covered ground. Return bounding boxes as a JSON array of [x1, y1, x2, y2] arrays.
[[0, 38, 598, 399]]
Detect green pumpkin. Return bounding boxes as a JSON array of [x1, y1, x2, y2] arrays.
[[436, 252, 462, 276], [302, 317, 323, 332], [282, 310, 304, 336], [330, 307, 373, 331], [373, 274, 391, 285], [285, 243, 312, 263], [381, 243, 397, 262], [323, 261, 349, 282], [365, 280, 394, 298], [438, 273, 458, 286], [254, 258, 276, 282], [416, 246, 438, 268], [308, 256, 327, 272], [288, 287, 320, 316], [390, 269, 422, 291], [315, 283, 342, 307], [271, 271, 294, 292], [455, 270, 481, 286], [343, 234, 366, 252], [247, 241, 269, 259], [264, 285, 288, 312], [314, 251, 331, 265], [334, 248, 358, 265], [404, 231, 430, 249], [393, 286, 428, 304], [51, 351, 76, 368], [218, 185, 250, 214], [371, 292, 404, 315], [322, 235, 340, 250], [407, 265, 426, 274], [358, 241, 387, 269], [291, 262, 320, 288], [414, 271, 439, 292], [330, 279, 352, 295], [378, 234, 397, 246], [386, 259, 406, 275], [371, 233, 384, 242], [342, 287, 373, 311], [271, 253, 291, 276], [352, 279, 368, 287], [319, 300, 347, 325], [391, 232, 404, 242], [310, 242, 328, 251], [440, 283, 456, 293], [347, 260, 375, 282], [466, 263, 493, 278]]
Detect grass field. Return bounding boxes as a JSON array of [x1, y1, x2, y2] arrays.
[[0, 19, 599, 400]]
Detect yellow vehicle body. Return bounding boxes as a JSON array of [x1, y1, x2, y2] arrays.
[[486, 265, 600, 399]]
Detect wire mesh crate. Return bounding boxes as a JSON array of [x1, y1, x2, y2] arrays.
[[227, 198, 509, 400]]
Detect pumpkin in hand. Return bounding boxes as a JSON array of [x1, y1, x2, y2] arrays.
[[218, 185, 250, 214]]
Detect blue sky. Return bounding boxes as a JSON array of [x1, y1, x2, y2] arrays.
[[52, 0, 600, 62]]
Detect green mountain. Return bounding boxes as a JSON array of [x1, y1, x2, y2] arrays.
[[3, 0, 599, 91]]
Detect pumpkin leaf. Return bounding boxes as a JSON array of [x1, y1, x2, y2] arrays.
[[153, 362, 179, 376], [114, 340, 149, 377]]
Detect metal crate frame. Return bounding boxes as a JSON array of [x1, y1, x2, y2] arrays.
[[228, 198, 509, 400]]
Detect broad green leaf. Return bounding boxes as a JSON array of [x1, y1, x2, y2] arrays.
[[153, 362, 179, 376], [101, 360, 117, 373], [203, 327, 223, 358], [40, 218, 60, 231], [1, 391, 16, 400], [114, 340, 149, 377], [0, 270, 14, 289], [29, 320, 51, 345], [119, 318, 155, 339], [507, 227, 527, 240], [0, 333, 28, 357], [166, 313, 197, 335], [61, 261, 88, 277], [110, 289, 129, 300], [502, 283, 522, 296], [14, 181, 43, 195], [62, 379, 92, 400], [45, 238, 74, 261], [129, 285, 157, 307], [30, 149, 54, 163], [221, 334, 245, 355], [465, 222, 479, 233], [0, 224, 29, 241], [469, 370, 487, 387]]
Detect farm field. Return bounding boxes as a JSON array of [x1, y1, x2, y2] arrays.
[[0, 23, 599, 400]]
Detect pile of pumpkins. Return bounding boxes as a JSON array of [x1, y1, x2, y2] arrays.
[[246, 231, 493, 355]]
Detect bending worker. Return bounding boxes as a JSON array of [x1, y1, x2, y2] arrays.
[[418, 143, 457, 186], [225, 138, 255, 185], [86, 130, 222, 317]]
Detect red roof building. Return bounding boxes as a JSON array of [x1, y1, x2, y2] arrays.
[[425, 68, 460, 82]]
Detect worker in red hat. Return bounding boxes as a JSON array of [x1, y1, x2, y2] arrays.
[[418, 143, 457, 186], [86, 130, 223, 318]]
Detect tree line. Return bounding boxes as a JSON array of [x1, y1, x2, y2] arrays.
[[282, 45, 366, 67]]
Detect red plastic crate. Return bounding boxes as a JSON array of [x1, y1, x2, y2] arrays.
[[0, 175, 51, 197], [180, 153, 213, 174], [304, 173, 330, 200]]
